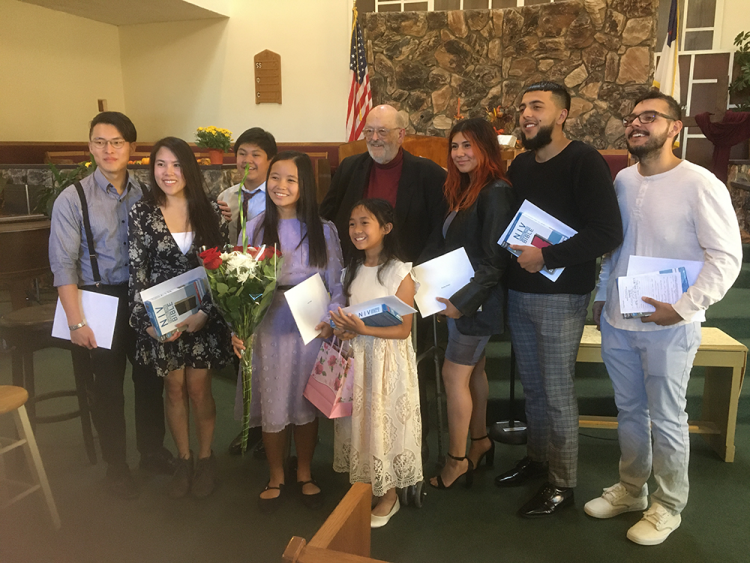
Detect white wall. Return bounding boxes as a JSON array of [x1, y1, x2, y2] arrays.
[[0, 0, 126, 141], [118, 0, 353, 143], [717, 0, 750, 52]]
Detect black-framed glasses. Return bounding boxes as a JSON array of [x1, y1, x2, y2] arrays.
[[622, 111, 676, 127], [362, 127, 400, 139], [91, 138, 127, 149]]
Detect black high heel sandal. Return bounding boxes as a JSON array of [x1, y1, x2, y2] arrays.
[[430, 453, 474, 489], [470, 435, 495, 469]]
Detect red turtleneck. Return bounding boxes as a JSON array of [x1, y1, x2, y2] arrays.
[[364, 148, 403, 207]]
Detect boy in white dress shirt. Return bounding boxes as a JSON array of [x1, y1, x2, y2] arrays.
[[217, 128, 276, 244], [585, 91, 742, 545]]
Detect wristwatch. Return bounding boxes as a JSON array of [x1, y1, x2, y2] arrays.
[[69, 320, 87, 331]]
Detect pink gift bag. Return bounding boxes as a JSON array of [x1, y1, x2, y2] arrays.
[[303, 338, 354, 419]]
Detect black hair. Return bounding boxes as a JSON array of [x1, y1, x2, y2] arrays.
[[256, 151, 327, 268], [522, 81, 571, 127], [633, 89, 682, 121], [342, 198, 404, 299], [233, 127, 277, 158], [146, 137, 223, 249], [89, 112, 137, 143]]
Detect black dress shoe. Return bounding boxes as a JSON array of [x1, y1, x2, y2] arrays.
[[518, 482, 574, 518], [139, 447, 176, 475], [228, 427, 263, 456], [494, 456, 548, 487]]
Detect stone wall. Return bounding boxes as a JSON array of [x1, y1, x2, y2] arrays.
[[0, 166, 239, 203], [363, 0, 658, 149], [728, 163, 750, 239]]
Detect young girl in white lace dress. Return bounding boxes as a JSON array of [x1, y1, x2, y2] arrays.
[[331, 198, 422, 529]]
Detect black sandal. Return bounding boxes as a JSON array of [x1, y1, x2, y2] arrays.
[[470, 434, 496, 469], [430, 453, 474, 489], [298, 479, 324, 510], [258, 482, 285, 513]]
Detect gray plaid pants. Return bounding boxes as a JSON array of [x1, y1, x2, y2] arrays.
[[508, 290, 589, 488]]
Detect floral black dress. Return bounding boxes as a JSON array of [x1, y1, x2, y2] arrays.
[[128, 199, 232, 377]]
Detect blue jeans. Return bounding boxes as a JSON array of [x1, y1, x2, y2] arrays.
[[601, 315, 701, 514]]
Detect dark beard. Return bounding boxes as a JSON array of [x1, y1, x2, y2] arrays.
[[627, 129, 670, 160], [520, 123, 554, 151]]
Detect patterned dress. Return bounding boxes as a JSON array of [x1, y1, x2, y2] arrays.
[[244, 214, 345, 433], [128, 200, 232, 377], [333, 260, 423, 496]]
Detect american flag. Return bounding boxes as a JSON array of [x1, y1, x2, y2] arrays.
[[346, 6, 372, 142]]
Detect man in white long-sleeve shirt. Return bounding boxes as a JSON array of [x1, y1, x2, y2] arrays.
[[584, 91, 742, 546]]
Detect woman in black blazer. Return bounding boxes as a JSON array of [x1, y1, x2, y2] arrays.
[[428, 118, 516, 490]]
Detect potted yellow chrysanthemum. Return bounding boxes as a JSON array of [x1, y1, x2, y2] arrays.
[[195, 126, 233, 165]]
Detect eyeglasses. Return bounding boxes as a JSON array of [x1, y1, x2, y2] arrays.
[[90, 138, 127, 149], [362, 127, 400, 139], [622, 111, 676, 127]]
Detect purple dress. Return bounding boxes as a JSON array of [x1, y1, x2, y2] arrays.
[[243, 214, 345, 433]]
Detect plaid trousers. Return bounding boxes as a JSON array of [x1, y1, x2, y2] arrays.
[[508, 290, 589, 488]]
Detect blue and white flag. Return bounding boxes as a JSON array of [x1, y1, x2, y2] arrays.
[[653, 0, 681, 104]]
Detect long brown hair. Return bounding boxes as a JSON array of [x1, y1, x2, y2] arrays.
[[444, 118, 508, 211]]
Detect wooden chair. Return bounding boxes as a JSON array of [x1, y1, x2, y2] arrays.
[[282, 482, 390, 563], [0, 385, 61, 530], [0, 304, 97, 465], [598, 149, 632, 180], [499, 148, 632, 180], [338, 135, 448, 169]]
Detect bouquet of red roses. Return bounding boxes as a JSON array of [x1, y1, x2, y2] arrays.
[[199, 244, 282, 452]]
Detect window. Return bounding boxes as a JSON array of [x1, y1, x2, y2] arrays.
[[682, 0, 720, 51], [363, 0, 557, 12]]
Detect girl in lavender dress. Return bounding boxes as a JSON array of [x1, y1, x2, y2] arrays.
[[232, 151, 345, 511]]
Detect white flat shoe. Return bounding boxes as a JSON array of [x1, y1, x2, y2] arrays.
[[371, 497, 400, 529]]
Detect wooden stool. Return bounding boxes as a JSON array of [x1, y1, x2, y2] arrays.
[[0, 385, 61, 529], [0, 304, 97, 464]]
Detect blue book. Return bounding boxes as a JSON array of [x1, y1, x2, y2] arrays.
[[140, 267, 209, 340], [330, 303, 403, 328]]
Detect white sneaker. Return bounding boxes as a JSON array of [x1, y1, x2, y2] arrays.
[[584, 483, 648, 519], [627, 502, 681, 546], [371, 497, 400, 529]]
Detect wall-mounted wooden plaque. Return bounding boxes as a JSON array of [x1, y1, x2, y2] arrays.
[[254, 50, 281, 104]]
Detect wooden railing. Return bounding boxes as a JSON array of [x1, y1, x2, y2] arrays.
[[282, 483, 390, 563]]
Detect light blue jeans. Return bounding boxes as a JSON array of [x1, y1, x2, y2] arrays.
[[601, 315, 701, 514]]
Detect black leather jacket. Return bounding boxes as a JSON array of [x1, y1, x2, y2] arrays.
[[421, 178, 516, 336]]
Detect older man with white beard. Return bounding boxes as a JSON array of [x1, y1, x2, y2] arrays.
[[320, 104, 447, 262], [584, 90, 742, 545]]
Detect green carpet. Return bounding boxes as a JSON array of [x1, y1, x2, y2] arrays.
[[0, 253, 748, 563]]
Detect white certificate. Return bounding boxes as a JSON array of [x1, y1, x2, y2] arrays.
[[626, 255, 705, 322], [284, 273, 331, 345], [412, 248, 475, 317], [51, 290, 119, 349], [617, 269, 688, 317]]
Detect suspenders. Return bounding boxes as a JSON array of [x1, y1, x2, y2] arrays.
[[74, 181, 102, 287]]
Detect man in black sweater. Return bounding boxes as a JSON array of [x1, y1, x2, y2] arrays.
[[320, 104, 447, 262], [494, 82, 623, 517]]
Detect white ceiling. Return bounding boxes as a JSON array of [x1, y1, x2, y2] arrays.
[[19, 0, 229, 26]]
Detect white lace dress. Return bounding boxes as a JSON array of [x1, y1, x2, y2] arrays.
[[333, 260, 423, 496]]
